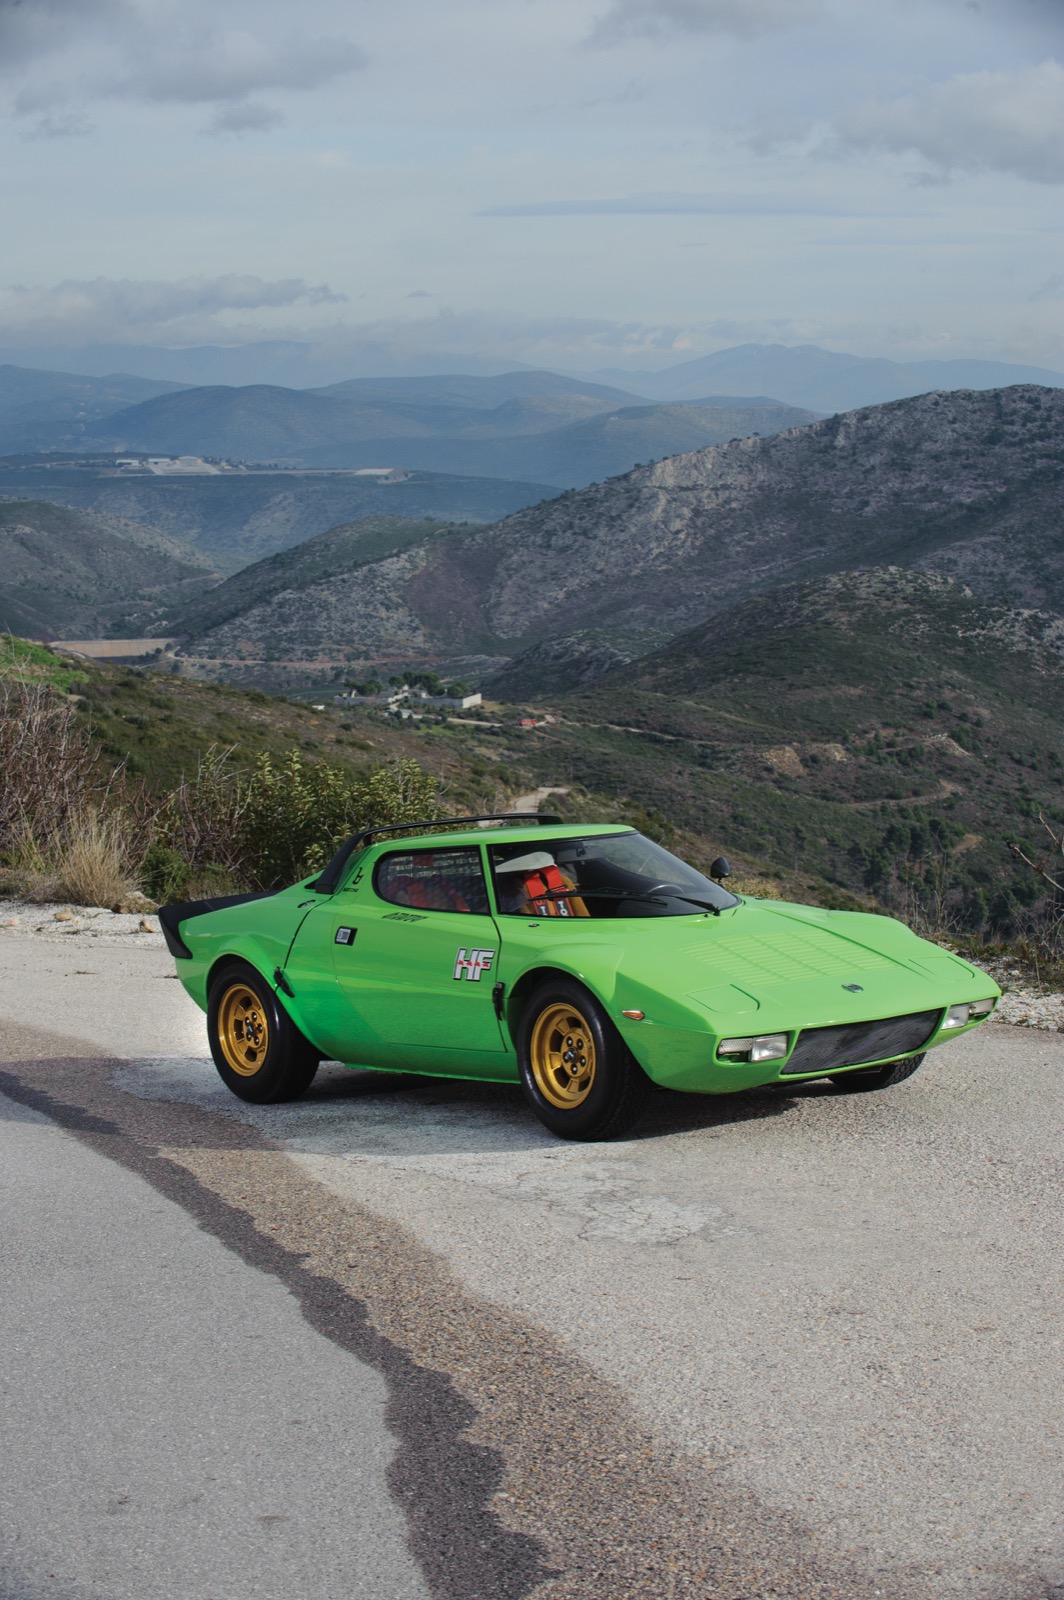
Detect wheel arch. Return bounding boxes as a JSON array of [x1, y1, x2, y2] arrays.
[[207, 949, 307, 1024], [504, 964, 601, 1047], [207, 950, 264, 995]]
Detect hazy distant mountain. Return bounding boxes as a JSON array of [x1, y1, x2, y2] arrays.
[[448, 397, 817, 487], [0, 500, 213, 639], [78, 375, 810, 488], [310, 371, 644, 408], [167, 385, 1064, 678], [89, 376, 641, 464], [0, 457, 558, 572], [0, 364, 187, 454], [0, 342, 530, 389], [591, 343, 1064, 413]]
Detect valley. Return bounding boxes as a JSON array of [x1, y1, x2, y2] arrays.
[[3, 371, 1062, 953]]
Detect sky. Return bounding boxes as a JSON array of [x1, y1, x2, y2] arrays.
[[1, 0, 1062, 377]]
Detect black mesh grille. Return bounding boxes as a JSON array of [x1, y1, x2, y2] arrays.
[[780, 1010, 941, 1076]]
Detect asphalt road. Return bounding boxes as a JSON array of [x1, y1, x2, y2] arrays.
[[1, 932, 1061, 1600]]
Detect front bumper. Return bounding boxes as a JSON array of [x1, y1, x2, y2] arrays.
[[619, 1002, 996, 1093]]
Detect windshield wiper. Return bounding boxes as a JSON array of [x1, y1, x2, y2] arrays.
[[665, 893, 723, 916]]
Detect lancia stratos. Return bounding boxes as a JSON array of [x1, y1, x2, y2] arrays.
[[160, 814, 999, 1140]]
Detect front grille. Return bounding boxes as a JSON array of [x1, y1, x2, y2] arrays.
[[780, 1010, 941, 1076]]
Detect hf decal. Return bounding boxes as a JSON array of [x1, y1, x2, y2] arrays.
[[453, 947, 496, 982]]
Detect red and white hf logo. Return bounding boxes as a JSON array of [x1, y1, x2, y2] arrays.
[[453, 947, 496, 982]]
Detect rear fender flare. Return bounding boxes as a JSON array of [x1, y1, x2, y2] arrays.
[[204, 950, 329, 1056]]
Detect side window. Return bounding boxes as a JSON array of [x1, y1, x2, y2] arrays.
[[374, 848, 490, 915]]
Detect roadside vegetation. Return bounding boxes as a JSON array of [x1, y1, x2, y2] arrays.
[[1, 633, 1060, 985], [0, 636, 443, 906]]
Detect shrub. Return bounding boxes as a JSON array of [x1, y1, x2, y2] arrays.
[[150, 747, 249, 885], [238, 752, 440, 888], [7, 805, 143, 908], [149, 748, 442, 895], [0, 676, 105, 858]]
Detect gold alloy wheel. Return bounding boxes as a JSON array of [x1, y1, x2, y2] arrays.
[[529, 1001, 597, 1110], [217, 981, 270, 1077]]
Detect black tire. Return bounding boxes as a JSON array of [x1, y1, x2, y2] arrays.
[[517, 978, 650, 1141], [207, 961, 320, 1104], [829, 1052, 926, 1092]]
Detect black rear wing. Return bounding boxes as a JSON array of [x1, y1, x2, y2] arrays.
[[159, 891, 277, 959]]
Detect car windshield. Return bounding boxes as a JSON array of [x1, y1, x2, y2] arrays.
[[489, 831, 740, 918]]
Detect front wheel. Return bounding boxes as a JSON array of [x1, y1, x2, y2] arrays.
[[208, 962, 320, 1104], [518, 979, 650, 1141], [829, 1052, 926, 1092]]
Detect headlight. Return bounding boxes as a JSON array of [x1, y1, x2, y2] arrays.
[[943, 998, 997, 1029], [718, 1033, 789, 1063]]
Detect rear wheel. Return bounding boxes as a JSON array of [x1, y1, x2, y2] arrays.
[[518, 979, 650, 1141], [829, 1052, 926, 1092], [208, 962, 320, 1104]]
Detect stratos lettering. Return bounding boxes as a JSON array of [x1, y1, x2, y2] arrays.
[[453, 947, 496, 982]]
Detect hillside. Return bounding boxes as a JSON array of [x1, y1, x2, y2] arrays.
[[85, 376, 809, 487], [163, 516, 461, 641], [4, 602, 1060, 942], [495, 567, 1064, 927], [303, 396, 816, 487], [169, 385, 1064, 680], [0, 501, 215, 639], [0, 457, 557, 571], [592, 343, 1064, 411], [310, 371, 643, 408], [0, 364, 186, 455]]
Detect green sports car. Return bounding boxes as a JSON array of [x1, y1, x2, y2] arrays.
[[160, 813, 1000, 1140]]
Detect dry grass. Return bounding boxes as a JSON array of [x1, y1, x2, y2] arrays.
[[0, 674, 104, 853], [7, 806, 145, 908]]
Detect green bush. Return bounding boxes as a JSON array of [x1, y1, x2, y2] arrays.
[[151, 749, 441, 894]]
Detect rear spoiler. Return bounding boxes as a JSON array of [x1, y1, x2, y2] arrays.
[[158, 891, 276, 960]]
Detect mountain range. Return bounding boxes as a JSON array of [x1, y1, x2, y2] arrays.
[[3, 340, 1062, 412], [590, 343, 1064, 412], [157, 383, 1063, 687], [4, 342, 1063, 495], [0, 364, 815, 489]]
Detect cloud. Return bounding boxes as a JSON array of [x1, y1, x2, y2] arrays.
[[0, 0, 129, 72], [0, 274, 346, 344], [0, 5, 366, 128], [20, 109, 96, 139], [480, 191, 891, 217], [116, 29, 366, 107], [208, 101, 285, 135], [833, 60, 1064, 184], [588, 0, 822, 44], [1029, 272, 1064, 302]]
